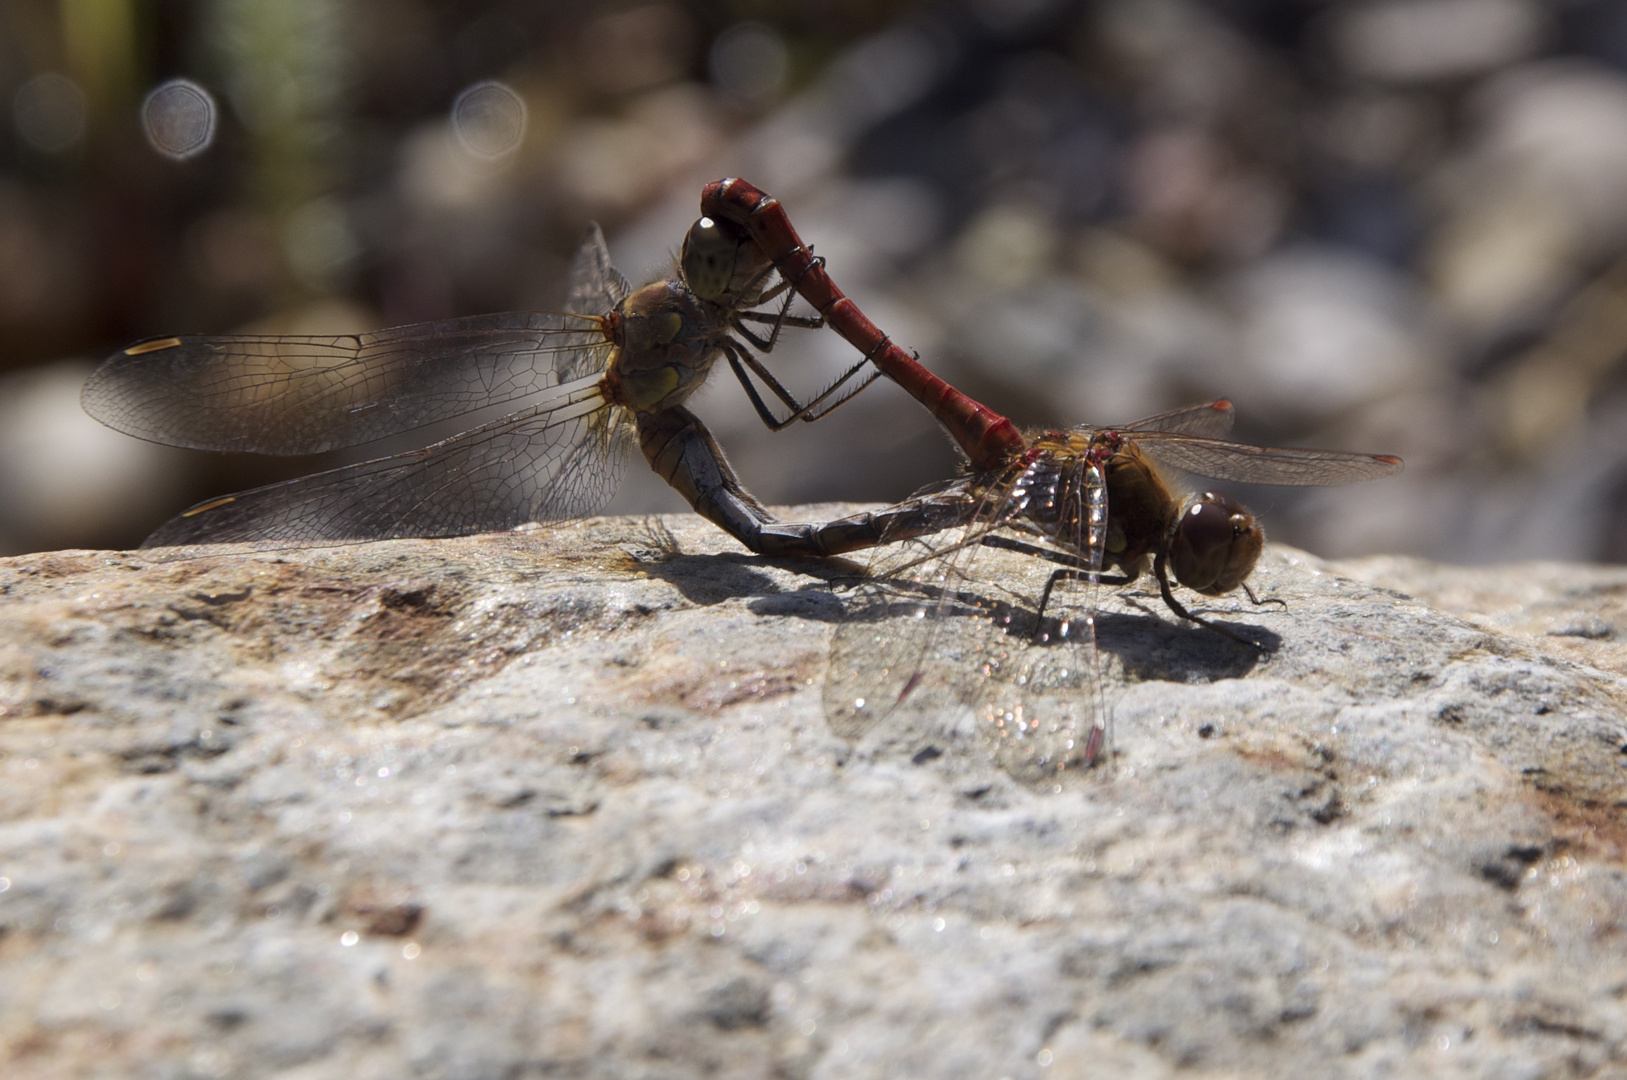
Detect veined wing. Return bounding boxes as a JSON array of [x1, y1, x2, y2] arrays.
[[143, 375, 627, 546], [978, 443, 1110, 776], [823, 454, 1109, 782], [562, 222, 631, 378], [82, 225, 627, 455], [1130, 432, 1404, 487], [81, 311, 614, 455], [1122, 399, 1236, 438]]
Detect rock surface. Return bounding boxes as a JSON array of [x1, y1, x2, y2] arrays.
[[1, 511, 1624, 1079]]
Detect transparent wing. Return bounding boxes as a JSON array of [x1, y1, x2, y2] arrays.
[[1123, 399, 1236, 438], [82, 311, 615, 455], [142, 377, 628, 547], [823, 457, 1109, 783], [1132, 433, 1404, 486], [823, 533, 964, 742], [1104, 400, 1403, 485], [82, 225, 630, 455], [972, 538, 1106, 782], [564, 223, 631, 322], [972, 451, 1108, 779]]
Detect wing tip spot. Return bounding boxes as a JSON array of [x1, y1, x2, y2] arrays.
[[182, 495, 237, 517], [125, 337, 184, 356]]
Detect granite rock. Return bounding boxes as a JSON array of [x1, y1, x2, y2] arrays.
[[1, 512, 1624, 1079]]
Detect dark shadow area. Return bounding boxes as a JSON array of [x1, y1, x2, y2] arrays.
[[1093, 608, 1275, 685], [750, 558, 1276, 685], [640, 549, 856, 615]]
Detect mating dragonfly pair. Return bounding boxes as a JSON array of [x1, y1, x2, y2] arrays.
[[83, 178, 1402, 778]]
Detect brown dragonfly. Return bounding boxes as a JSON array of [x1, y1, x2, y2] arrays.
[[701, 178, 1404, 775], [82, 210, 877, 551]]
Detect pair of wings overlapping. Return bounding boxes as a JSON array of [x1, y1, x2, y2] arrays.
[[80, 226, 634, 546]]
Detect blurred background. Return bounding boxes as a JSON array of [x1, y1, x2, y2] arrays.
[[4, 0, 1627, 563]]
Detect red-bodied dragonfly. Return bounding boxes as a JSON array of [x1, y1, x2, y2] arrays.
[[704, 179, 1403, 774], [82, 210, 875, 551]]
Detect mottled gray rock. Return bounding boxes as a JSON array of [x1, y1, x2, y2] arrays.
[[1, 513, 1624, 1079]]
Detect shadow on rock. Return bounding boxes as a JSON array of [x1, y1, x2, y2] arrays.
[[639, 550, 853, 613], [1094, 609, 1275, 684]]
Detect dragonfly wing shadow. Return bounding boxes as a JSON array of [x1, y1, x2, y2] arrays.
[[633, 551, 795, 609]]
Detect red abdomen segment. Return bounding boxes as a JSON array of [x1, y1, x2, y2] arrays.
[[701, 178, 1026, 472]]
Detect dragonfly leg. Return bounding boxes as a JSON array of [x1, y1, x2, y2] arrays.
[[974, 533, 1137, 632], [705, 258, 875, 429], [793, 361, 883, 422], [732, 261, 809, 352], [1241, 581, 1287, 610], [750, 268, 796, 307], [1152, 550, 1259, 646], [765, 332, 911, 427], [780, 331, 909, 425], [723, 338, 882, 430], [722, 340, 807, 430], [737, 310, 824, 332]]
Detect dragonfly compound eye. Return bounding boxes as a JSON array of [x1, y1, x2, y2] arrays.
[[681, 216, 739, 300], [1169, 492, 1263, 596]]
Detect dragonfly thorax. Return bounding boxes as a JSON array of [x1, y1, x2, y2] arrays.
[[604, 280, 726, 413], [1016, 431, 1183, 574], [1000, 445, 1101, 563], [1097, 440, 1184, 571]]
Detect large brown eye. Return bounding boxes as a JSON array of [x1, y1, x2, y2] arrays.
[[681, 216, 738, 300], [1169, 492, 1263, 596]]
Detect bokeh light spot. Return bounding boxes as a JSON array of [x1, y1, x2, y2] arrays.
[[142, 79, 217, 160], [709, 23, 788, 104], [451, 81, 527, 160], [283, 197, 359, 293], [12, 74, 87, 153]]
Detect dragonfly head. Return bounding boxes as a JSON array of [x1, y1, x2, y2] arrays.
[[681, 215, 772, 302], [1168, 491, 1263, 596]]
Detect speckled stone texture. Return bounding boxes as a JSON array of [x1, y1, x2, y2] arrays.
[[1, 511, 1624, 1079]]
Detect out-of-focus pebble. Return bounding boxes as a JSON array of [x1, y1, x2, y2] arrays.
[[1329, 0, 1548, 84], [0, 363, 188, 554], [1227, 246, 1436, 421]]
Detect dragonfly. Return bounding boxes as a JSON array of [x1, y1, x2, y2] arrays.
[[702, 178, 1404, 775], [81, 208, 878, 551]]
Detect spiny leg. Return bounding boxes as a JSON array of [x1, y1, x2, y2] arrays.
[[1152, 550, 1261, 647], [722, 340, 881, 430], [738, 251, 888, 422], [723, 262, 879, 427], [732, 262, 815, 352]]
